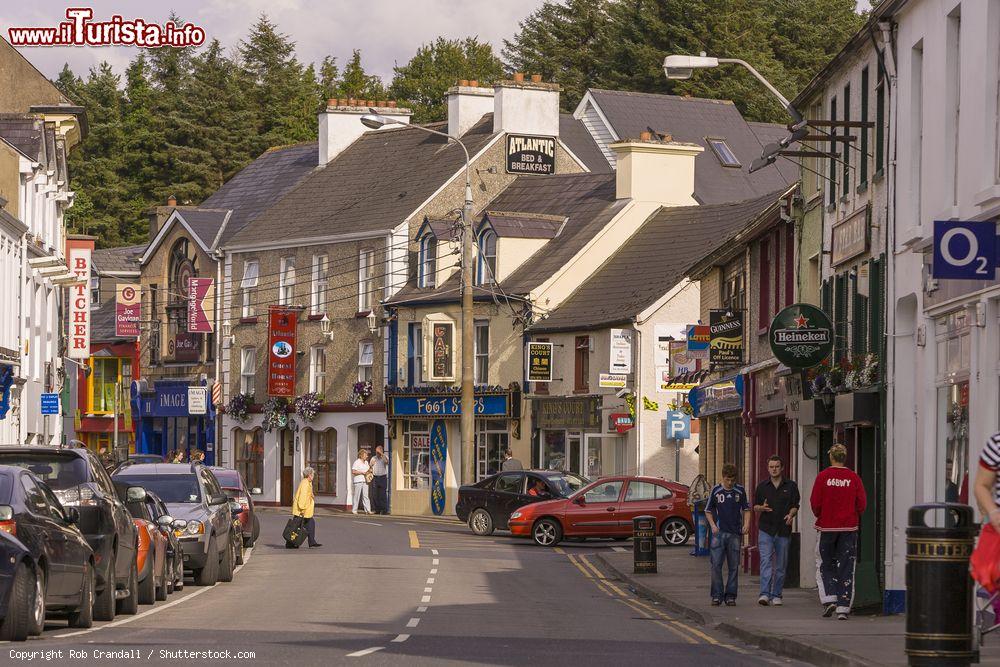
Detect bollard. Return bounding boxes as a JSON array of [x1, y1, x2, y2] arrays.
[[633, 514, 657, 574], [905, 503, 979, 666], [690, 499, 709, 557]]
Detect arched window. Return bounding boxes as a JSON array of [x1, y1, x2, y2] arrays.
[[477, 230, 497, 286], [168, 238, 197, 294], [304, 428, 337, 495], [419, 235, 437, 288], [233, 428, 264, 491]]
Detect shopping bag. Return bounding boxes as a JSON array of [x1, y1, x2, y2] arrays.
[[971, 523, 1000, 593], [283, 516, 307, 548]]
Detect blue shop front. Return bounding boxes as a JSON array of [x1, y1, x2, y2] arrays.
[[131, 379, 216, 464]]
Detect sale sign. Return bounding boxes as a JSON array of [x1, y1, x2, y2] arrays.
[[115, 284, 140, 337], [68, 248, 91, 359], [187, 277, 214, 333], [267, 308, 296, 397]]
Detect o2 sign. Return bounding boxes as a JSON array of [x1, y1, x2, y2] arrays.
[[932, 220, 998, 280]]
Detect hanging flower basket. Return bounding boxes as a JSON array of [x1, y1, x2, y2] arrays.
[[348, 381, 373, 407], [262, 397, 291, 432], [226, 393, 253, 423], [294, 392, 322, 422]]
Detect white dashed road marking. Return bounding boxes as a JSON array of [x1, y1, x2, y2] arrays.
[[422, 595, 431, 603], [406, 618, 420, 628], [417, 606, 428, 612], [392, 634, 410, 642], [347, 647, 384, 657]]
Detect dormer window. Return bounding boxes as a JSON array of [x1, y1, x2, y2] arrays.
[[419, 235, 437, 288], [477, 230, 497, 286], [708, 138, 740, 168]]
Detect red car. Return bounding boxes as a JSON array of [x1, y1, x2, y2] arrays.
[[209, 467, 259, 547], [508, 475, 693, 547]]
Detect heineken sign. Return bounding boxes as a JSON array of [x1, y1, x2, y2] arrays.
[[768, 303, 834, 369]]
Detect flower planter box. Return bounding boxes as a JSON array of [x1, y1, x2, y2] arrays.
[[798, 398, 834, 428], [834, 390, 880, 425]]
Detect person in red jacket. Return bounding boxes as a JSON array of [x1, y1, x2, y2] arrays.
[[810, 443, 867, 620]]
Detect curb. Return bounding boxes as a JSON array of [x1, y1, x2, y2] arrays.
[[593, 553, 875, 667]]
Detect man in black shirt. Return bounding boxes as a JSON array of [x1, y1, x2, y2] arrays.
[[753, 455, 800, 606]]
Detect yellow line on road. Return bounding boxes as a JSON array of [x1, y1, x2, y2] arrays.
[[409, 530, 420, 549], [566, 554, 614, 597]]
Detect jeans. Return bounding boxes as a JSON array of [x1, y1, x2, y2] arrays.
[[303, 517, 318, 546], [352, 480, 370, 513], [758, 531, 790, 599], [710, 531, 741, 601], [371, 475, 388, 514], [817, 531, 858, 612]]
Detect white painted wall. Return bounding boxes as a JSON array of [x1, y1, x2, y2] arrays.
[[318, 104, 411, 166], [493, 82, 560, 137], [447, 86, 494, 138]]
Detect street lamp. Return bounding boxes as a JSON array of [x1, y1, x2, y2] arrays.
[[663, 54, 808, 171], [360, 112, 477, 485]]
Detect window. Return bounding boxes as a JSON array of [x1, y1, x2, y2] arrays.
[[240, 347, 256, 396], [474, 321, 489, 385], [723, 268, 745, 311], [358, 340, 374, 383], [946, 8, 961, 206], [876, 50, 886, 174], [419, 235, 436, 288], [911, 41, 924, 226], [241, 260, 259, 318], [828, 95, 837, 205], [403, 421, 431, 489], [842, 83, 851, 196], [860, 66, 869, 186], [358, 249, 375, 313], [476, 419, 509, 480], [234, 429, 263, 492], [758, 235, 770, 330], [88, 357, 123, 414], [305, 428, 336, 495], [279, 257, 296, 306], [478, 230, 497, 286], [408, 324, 423, 387], [936, 311, 971, 504], [583, 479, 623, 503], [624, 481, 672, 502], [574, 336, 590, 393], [90, 275, 100, 305], [311, 254, 328, 316], [494, 473, 523, 494], [707, 138, 740, 167], [149, 286, 159, 365], [310, 346, 327, 394]]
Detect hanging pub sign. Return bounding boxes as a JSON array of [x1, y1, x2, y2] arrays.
[[68, 247, 91, 359], [831, 208, 869, 265], [709, 309, 743, 367], [267, 307, 297, 397], [686, 324, 710, 360], [506, 134, 556, 175], [428, 321, 455, 382], [768, 303, 834, 369], [187, 277, 214, 333], [115, 284, 141, 338], [527, 341, 553, 382]]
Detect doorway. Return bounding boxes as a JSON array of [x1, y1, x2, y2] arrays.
[[280, 429, 294, 506]]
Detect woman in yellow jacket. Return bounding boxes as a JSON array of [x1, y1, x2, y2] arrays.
[[293, 467, 321, 548]]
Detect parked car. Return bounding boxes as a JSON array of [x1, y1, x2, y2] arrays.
[[112, 463, 238, 586], [0, 465, 95, 632], [0, 446, 138, 621], [114, 483, 168, 604], [142, 491, 185, 594], [209, 467, 260, 547], [456, 470, 589, 536], [508, 475, 694, 547], [0, 531, 37, 641], [111, 454, 164, 474]]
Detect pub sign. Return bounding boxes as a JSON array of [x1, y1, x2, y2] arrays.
[[768, 303, 833, 369], [709, 309, 743, 367]]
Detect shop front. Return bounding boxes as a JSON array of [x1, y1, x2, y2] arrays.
[[531, 396, 621, 479], [690, 374, 745, 485], [386, 384, 521, 516], [131, 379, 216, 464]]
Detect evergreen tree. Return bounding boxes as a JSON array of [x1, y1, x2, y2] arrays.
[[337, 50, 386, 100], [389, 37, 504, 123], [318, 56, 340, 101]]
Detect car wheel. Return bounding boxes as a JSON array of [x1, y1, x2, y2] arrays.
[[117, 558, 139, 615], [195, 535, 219, 586], [28, 568, 45, 636], [219, 534, 235, 583], [0, 562, 34, 641], [155, 559, 168, 602], [138, 562, 155, 605], [661, 518, 691, 546], [234, 531, 244, 566], [532, 518, 562, 547], [165, 575, 174, 596], [92, 554, 116, 622], [68, 563, 94, 628], [246, 514, 259, 547], [468, 509, 494, 536]]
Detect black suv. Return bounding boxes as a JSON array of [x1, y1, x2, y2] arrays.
[[0, 447, 138, 621], [113, 463, 240, 586]]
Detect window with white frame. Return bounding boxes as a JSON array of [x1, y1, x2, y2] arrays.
[[310, 346, 327, 394], [477, 230, 497, 285], [358, 340, 374, 383], [408, 323, 423, 387], [90, 275, 100, 305], [311, 254, 329, 316], [240, 347, 256, 396], [474, 321, 489, 385], [358, 249, 375, 312], [279, 257, 296, 306], [419, 235, 437, 288], [241, 260, 259, 318]]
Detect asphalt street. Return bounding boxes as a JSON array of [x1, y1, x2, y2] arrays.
[[4, 510, 804, 666]]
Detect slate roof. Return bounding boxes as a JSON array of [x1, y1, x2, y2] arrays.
[[90, 298, 120, 342], [174, 208, 231, 250], [587, 89, 794, 204], [559, 113, 611, 173], [482, 211, 565, 239], [92, 245, 143, 275], [531, 188, 790, 333], [0, 114, 49, 168], [227, 115, 498, 247]]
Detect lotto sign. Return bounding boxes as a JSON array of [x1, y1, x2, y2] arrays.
[[115, 284, 140, 337], [67, 248, 91, 359], [686, 324, 710, 359], [932, 220, 999, 280]]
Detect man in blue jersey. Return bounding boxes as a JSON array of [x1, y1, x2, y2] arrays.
[[705, 463, 751, 606]]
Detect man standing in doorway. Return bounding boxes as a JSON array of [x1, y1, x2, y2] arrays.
[[753, 455, 800, 606], [501, 449, 523, 472], [705, 463, 750, 606], [811, 443, 867, 620], [370, 445, 390, 515]]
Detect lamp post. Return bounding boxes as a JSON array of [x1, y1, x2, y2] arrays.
[[360, 112, 477, 485]]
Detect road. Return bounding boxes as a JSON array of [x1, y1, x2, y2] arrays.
[[6, 510, 802, 666]]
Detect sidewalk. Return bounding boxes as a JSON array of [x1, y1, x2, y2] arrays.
[[596, 546, 1000, 667]]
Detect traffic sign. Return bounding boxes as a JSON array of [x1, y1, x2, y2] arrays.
[[40, 393, 60, 415], [932, 220, 999, 280], [665, 411, 691, 440]]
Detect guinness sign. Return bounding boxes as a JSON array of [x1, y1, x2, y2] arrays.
[[709, 309, 743, 367], [506, 134, 556, 174], [768, 303, 834, 369]]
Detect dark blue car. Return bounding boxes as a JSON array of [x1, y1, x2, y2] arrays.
[[0, 529, 38, 641]]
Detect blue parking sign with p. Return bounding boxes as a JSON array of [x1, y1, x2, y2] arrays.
[[932, 220, 998, 280], [665, 411, 691, 440]]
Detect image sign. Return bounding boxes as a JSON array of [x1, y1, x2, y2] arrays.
[[527, 341, 553, 382], [709, 309, 743, 367], [267, 308, 297, 397], [505, 134, 556, 174], [115, 284, 141, 338], [768, 303, 833, 369], [40, 393, 60, 415]]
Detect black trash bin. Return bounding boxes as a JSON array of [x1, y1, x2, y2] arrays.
[[905, 503, 979, 666], [633, 515, 657, 574]]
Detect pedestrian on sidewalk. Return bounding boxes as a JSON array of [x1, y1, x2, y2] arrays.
[[705, 463, 750, 606], [753, 455, 800, 607], [293, 467, 321, 548], [501, 449, 523, 472], [351, 449, 372, 515], [370, 444, 390, 515], [811, 443, 867, 621]]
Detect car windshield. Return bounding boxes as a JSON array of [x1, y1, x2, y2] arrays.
[[546, 473, 589, 497], [115, 475, 202, 504], [0, 453, 89, 490], [211, 470, 240, 488], [0, 473, 11, 504]]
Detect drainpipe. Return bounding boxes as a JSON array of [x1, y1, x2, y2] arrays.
[[214, 250, 223, 465], [634, 326, 643, 476]]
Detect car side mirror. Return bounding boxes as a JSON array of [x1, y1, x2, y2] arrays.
[[229, 501, 242, 517], [126, 486, 147, 502], [171, 519, 188, 530], [210, 494, 228, 506], [64, 507, 81, 524], [157, 515, 174, 527], [573, 496, 586, 506], [250, 487, 262, 496]]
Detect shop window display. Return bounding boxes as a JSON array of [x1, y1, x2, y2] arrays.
[[403, 422, 431, 489]]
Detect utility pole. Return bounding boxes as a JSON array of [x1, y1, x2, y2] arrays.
[[460, 186, 475, 486]]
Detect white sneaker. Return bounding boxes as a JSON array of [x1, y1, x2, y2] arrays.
[[352, 510, 358, 514], [757, 595, 770, 606], [771, 597, 782, 606]]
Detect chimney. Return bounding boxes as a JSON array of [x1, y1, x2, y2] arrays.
[[493, 76, 560, 137], [318, 99, 412, 166], [446, 82, 494, 138], [166, 194, 177, 207], [610, 136, 703, 206]]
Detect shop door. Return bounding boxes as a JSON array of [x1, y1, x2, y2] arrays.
[[584, 435, 605, 478], [567, 434, 582, 475], [280, 430, 294, 506], [853, 426, 881, 611]]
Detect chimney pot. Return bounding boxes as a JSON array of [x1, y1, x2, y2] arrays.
[[459, 79, 469, 87], [347, 97, 355, 106], [513, 72, 524, 82], [166, 195, 177, 206], [366, 100, 374, 106], [388, 101, 397, 108], [377, 100, 385, 107], [639, 131, 652, 141], [469, 79, 478, 87], [530, 74, 542, 83], [327, 98, 337, 107]]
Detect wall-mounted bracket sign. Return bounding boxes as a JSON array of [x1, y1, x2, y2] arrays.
[[527, 341, 553, 382], [506, 134, 556, 174], [932, 220, 1000, 280], [768, 303, 833, 369]]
